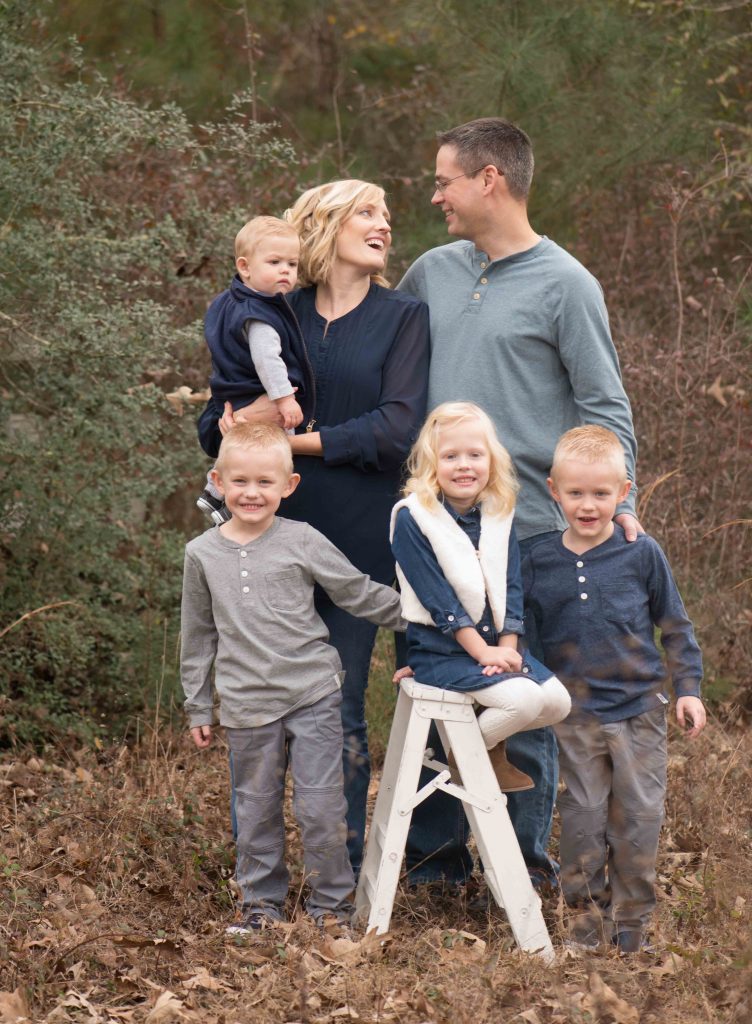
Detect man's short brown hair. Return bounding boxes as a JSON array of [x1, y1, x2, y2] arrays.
[[438, 117, 534, 201]]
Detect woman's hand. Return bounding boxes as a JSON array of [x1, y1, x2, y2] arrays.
[[218, 396, 286, 436]]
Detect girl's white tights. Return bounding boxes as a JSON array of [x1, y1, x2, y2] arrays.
[[468, 675, 571, 749]]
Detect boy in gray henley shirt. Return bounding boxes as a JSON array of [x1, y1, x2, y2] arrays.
[[180, 423, 404, 933]]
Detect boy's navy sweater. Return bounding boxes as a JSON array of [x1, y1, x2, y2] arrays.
[[522, 526, 702, 723], [198, 276, 314, 455]]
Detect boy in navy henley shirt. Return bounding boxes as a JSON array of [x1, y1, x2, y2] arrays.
[[522, 426, 705, 953]]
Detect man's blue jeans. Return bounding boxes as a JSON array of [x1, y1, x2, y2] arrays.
[[317, 597, 379, 878], [404, 530, 561, 885]]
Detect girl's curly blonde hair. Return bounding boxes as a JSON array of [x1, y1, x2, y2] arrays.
[[403, 402, 518, 517], [285, 180, 389, 287]]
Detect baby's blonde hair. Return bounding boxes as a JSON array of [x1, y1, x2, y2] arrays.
[[404, 402, 518, 516], [285, 180, 389, 287], [551, 425, 627, 481], [214, 422, 293, 476], [234, 216, 299, 260]]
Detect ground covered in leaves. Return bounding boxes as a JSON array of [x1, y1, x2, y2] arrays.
[[1, 713, 750, 1023]]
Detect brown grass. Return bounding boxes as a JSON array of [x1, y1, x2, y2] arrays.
[[1, 708, 750, 1024]]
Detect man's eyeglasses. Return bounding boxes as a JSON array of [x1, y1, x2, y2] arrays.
[[433, 165, 502, 194]]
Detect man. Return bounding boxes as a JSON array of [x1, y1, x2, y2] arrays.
[[397, 117, 641, 889]]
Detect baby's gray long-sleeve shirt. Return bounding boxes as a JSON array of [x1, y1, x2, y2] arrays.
[[180, 518, 405, 728], [247, 320, 294, 401]]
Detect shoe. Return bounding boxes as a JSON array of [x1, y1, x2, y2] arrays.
[[196, 489, 231, 525], [487, 741, 535, 792], [529, 866, 560, 894], [565, 908, 613, 951], [315, 906, 354, 939], [612, 929, 653, 954], [226, 909, 283, 935], [446, 742, 533, 792]]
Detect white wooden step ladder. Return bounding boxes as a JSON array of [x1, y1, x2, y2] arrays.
[[355, 678, 554, 963]]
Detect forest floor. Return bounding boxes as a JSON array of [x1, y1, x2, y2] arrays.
[[1, 708, 751, 1024]]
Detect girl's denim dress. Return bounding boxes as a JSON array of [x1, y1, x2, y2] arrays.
[[392, 502, 552, 691]]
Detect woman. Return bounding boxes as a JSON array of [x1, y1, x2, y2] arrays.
[[203, 180, 430, 873]]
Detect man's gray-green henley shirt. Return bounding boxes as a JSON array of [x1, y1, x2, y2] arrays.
[[180, 518, 405, 729], [398, 237, 637, 540]]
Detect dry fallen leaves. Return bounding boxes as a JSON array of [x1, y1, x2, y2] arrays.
[[144, 990, 187, 1023], [165, 386, 210, 414], [0, 989, 30, 1024], [181, 969, 232, 993], [583, 973, 640, 1024]]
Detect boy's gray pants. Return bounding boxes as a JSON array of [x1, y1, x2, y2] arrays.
[[555, 705, 667, 933], [226, 689, 354, 921]]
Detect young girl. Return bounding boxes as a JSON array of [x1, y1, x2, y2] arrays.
[[391, 402, 571, 791]]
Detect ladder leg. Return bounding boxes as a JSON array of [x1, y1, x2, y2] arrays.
[[358, 705, 431, 935], [444, 718, 554, 963], [356, 687, 412, 918]]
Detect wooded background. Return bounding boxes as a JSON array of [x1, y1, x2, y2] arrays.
[[1, 0, 749, 745]]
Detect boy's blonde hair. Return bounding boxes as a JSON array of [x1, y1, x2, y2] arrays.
[[234, 216, 299, 260], [214, 422, 294, 476], [404, 402, 518, 517], [285, 180, 389, 287], [551, 425, 627, 480]]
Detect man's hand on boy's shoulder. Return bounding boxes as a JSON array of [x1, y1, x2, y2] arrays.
[[615, 513, 645, 542], [191, 724, 212, 749], [676, 696, 706, 740]]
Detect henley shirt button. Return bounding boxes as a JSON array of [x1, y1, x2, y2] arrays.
[[580, 592, 588, 600], [480, 261, 487, 269], [242, 586, 250, 594], [578, 575, 586, 583], [240, 551, 248, 558], [473, 292, 481, 300], [241, 570, 248, 577], [480, 277, 488, 284], [576, 560, 584, 568]]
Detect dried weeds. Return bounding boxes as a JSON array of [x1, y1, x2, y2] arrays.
[[1, 717, 750, 1023]]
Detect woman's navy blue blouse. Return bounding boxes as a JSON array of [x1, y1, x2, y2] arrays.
[[280, 283, 430, 584]]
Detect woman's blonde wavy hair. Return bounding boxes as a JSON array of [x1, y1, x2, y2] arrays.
[[285, 180, 389, 287], [403, 402, 518, 517]]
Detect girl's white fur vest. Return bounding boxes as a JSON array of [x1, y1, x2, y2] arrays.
[[390, 492, 513, 631]]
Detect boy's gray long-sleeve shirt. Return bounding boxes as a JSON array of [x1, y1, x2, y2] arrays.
[[398, 237, 637, 540], [180, 518, 405, 728]]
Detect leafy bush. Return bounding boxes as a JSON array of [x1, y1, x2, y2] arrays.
[[0, 2, 299, 745]]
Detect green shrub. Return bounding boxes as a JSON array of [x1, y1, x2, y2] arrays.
[[0, 1, 298, 745]]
